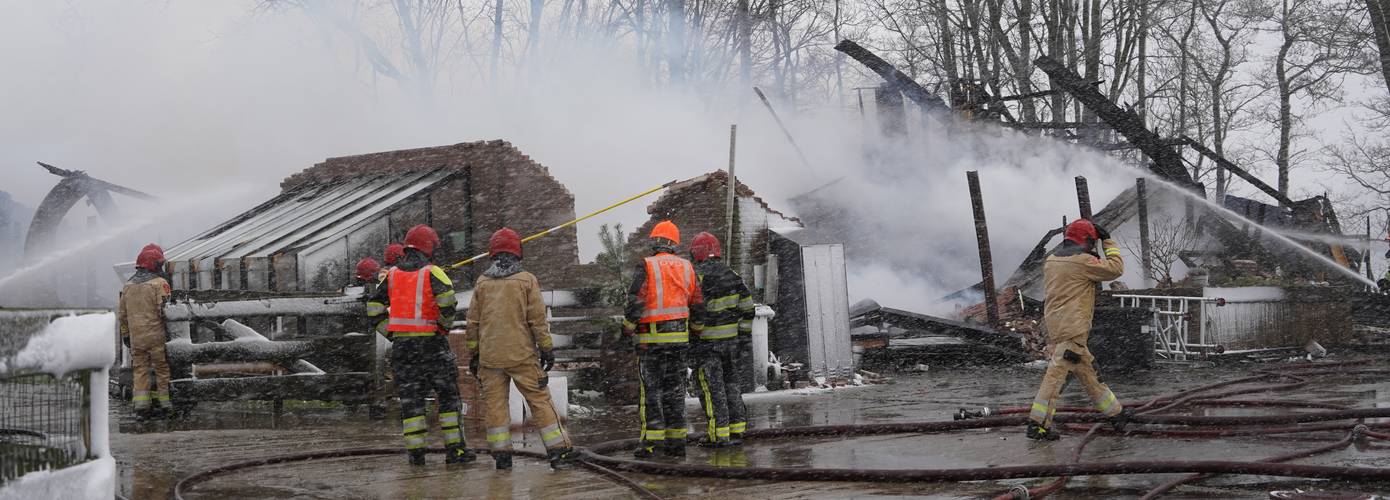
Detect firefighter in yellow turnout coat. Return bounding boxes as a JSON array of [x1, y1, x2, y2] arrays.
[[1027, 219, 1134, 440], [467, 228, 575, 470]]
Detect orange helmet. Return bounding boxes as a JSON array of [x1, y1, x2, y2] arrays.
[[650, 220, 680, 245]]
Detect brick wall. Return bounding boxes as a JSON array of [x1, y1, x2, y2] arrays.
[[625, 171, 799, 281]]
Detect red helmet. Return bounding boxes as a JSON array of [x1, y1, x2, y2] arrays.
[[355, 257, 381, 281], [383, 243, 405, 266], [404, 225, 440, 257], [136, 244, 165, 272], [690, 232, 721, 262], [650, 220, 680, 245], [1064, 219, 1099, 246], [489, 228, 522, 258]]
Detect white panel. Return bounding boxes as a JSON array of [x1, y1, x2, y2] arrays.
[[801, 244, 853, 379]]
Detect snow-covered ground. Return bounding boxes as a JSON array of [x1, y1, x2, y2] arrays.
[[0, 457, 115, 500]]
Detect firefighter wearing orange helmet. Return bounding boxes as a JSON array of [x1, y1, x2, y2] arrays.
[[1026, 218, 1133, 440], [366, 224, 475, 465], [623, 220, 705, 459]]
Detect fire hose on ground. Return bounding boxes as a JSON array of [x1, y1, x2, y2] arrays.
[[172, 360, 1390, 499]]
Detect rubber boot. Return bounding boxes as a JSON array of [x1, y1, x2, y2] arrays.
[[548, 448, 576, 470], [1109, 408, 1135, 433], [728, 433, 744, 446], [1026, 421, 1061, 441], [663, 441, 687, 458], [633, 442, 658, 459], [494, 452, 513, 470], [445, 443, 477, 464], [408, 449, 427, 466]]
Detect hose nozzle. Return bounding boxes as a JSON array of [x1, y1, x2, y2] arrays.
[[953, 407, 992, 420]]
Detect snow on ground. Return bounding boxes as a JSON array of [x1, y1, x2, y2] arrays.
[[0, 457, 115, 500], [0, 312, 115, 376]]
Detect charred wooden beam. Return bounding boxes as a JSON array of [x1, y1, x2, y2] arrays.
[[1179, 136, 1294, 207], [1075, 176, 1093, 219], [966, 171, 1000, 327], [834, 40, 950, 115], [1033, 56, 1198, 189], [1138, 178, 1153, 286]]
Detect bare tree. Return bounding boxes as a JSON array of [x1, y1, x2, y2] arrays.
[[1123, 215, 1199, 286]]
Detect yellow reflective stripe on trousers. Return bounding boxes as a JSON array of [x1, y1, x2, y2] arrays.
[[699, 369, 716, 441], [1030, 401, 1051, 421], [705, 294, 740, 312], [403, 416, 427, 434], [638, 331, 688, 344], [666, 428, 687, 440], [439, 411, 459, 427], [487, 427, 511, 450], [716, 426, 730, 438], [701, 323, 738, 340], [132, 392, 151, 402], [643, 430, 666, 441], [540, 424, 566, 447], [155, 392, 170, 401], [730, 422, 746, 433], [366, 301, 386, 316], [392, 331, 436, 338], [1097, 389, 1120, 414]]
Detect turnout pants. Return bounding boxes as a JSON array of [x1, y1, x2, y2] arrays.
[[694, 341, 746, 443], [1029, 340, 1123, 428], [638, 346, 689, 447], [479, 361, 571, 452], [391, 336, 464, 452], [130, 337, 171, 409]]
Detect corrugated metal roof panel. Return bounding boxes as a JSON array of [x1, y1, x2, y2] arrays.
[[164, 169, 450, 265]]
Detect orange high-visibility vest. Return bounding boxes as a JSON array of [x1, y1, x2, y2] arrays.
[[387, 267, 441, 334], [639, 253, 697, 323]]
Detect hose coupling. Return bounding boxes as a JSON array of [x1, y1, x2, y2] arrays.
[[1008, 485, 1031, 499], [953, 407, 992, 421]]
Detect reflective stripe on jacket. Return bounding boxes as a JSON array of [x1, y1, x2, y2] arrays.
[[639, 254, 699, 323], [386, 266, 455, 334], [694, 259, 754, 342]]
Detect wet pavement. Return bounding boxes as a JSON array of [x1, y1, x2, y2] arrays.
[[113, 355, 1390, 499]]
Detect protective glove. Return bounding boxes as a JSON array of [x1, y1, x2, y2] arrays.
[[469, 353, 480, 377], [1091, 220, 1111, 241], [539, 349, 554, 372]]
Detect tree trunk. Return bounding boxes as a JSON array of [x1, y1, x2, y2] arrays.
[[833, 0, 846, 107], [529, 0, 545, 65], [1082, 0, 1102, 142], [490, 0, 505, 84], [1276, 32, 1295, 205], [1046, 0, 1066, 124], [737, 0, 751, 89], [1367, 0, 1390, 95], [1019, 0, 1038, 123], [1136, 0, 1148, 122], [665, 0, 686, 85]]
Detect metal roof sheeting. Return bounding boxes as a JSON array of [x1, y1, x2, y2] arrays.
[[164, 169, 452, 265]]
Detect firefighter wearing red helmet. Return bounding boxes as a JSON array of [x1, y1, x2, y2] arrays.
[[1026, 218, 1132, 441], [688, 232, 755, 447], [465, 228, 575, 470], [623, 220, 705, 459], [353, 257, 380, 289], [117, 243, 173, 417], [381, 242, 405, 282], [366, 224, 476, 465]]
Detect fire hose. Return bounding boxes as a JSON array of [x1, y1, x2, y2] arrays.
[[172, 360, 1390, 499]]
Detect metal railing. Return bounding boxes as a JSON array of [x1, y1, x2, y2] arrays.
[[0, 371, 93, 483], [1114, 294, 1224, 361]]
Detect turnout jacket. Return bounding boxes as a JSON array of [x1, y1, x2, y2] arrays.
[[694, 259, 755, 342], [366, 249, 457, 338], [465, 262, 552, 369], [1042, 239, 1124, 345], [117, 269, 171, 346]]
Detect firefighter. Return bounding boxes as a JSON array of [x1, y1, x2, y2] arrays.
[[1027, 219, 1133, 441], [381, 243, 405, 283], [624, 220, 705, 459], [466, 228, 575, 470], [366, 225, 476, 465], [688, 232, 755, 447], [352, 257, 381, 292], [117, 244, 172, 416]]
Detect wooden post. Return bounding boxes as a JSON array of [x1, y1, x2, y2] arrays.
[[1368, 217, 1375, 283], [1137, 178, 1153, 287], [726, 124, 738, 270], [966, 171, 999, 327], [1075, 175, 1092, 219]]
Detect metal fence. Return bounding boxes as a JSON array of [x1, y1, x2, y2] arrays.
[[0, 371, 92, 483]]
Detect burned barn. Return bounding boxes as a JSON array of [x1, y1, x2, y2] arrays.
[[159, 140, 586, 294]]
